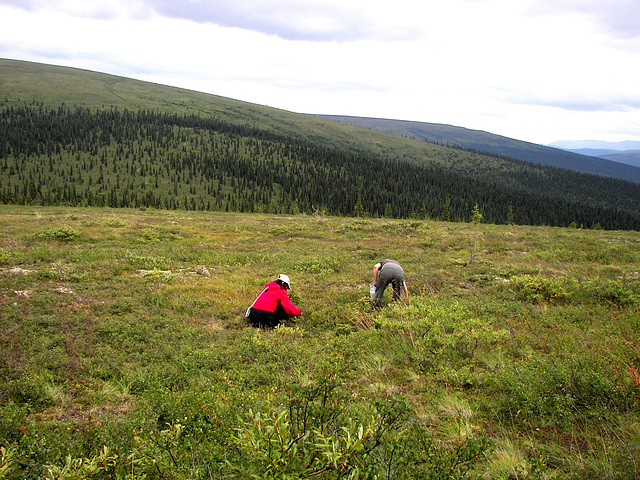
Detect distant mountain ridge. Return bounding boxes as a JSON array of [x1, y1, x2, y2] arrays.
[[567, 149, 640, 157], [557, 149, 640, 169], [314, 115, 640, 184], [597, 152, 640, 169], [3, 58, 640, 230], [547, 141, 640, 169], [549, 140, 640, 151]]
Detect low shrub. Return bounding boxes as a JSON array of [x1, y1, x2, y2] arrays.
[[42, 446, 117, 480], [0, 402, 29, 444], [7, 372, 56, 410], [582, 279, 638, 307], [509, 274, 571, 304], [229, 375, 489, 479], [37, 225, 80, 241], [292, 257, 342, 276], [495, 355, 635, 426], [0, 445, 17, 479], [371, 299, 509, 364]]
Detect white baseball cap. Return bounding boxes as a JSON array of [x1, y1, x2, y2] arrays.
[[278, 274, 291, 289]]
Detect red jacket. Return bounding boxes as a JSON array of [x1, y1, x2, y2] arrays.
[[252, 282, 301, 316]]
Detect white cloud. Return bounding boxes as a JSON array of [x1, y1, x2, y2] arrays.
[[0, 0, 639, 144], [526, 0, 640, 39]]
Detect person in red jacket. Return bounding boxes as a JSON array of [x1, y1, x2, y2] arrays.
[[247, 274, 301, 328]]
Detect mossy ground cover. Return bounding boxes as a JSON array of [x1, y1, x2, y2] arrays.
[[1, 205, 639, 479]]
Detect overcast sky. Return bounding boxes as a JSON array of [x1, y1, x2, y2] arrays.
[[1, 0, 639, 145]]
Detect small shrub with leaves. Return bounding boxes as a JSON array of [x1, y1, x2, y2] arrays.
[[42, 447, 117, 480], [37, 225, 80, 241], [229, 375, 488, 479], [495, 355, 634, 426], [509, 274, 571, 304], [1, 445, 16, 479], [584, 279, 638, 307], [372, 299, 509, 363]]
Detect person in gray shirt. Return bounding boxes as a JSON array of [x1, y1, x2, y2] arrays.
[[372, 259, 409, 308]]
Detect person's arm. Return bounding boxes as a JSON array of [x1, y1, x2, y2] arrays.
[[373, 263, 381, 286], [403, 281, 409, 302], [279, 290, 301, 316]]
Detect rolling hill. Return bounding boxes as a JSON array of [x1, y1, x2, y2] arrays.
[[314, 115, 640, 183], [548, 148, 640, 170], [549, 139, 640, 151], [548, 141, 640, 169], [2, 58, 640, 230], [597, 151, 640, 168]]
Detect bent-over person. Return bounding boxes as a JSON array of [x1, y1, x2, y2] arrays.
[[372, 259, 409, 308]]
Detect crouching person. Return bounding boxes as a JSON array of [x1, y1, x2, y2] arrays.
[[372, 259, 409, 308], [247, 274, 301, 328]]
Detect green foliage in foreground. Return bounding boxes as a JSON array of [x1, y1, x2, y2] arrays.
[[0, 206, 639, 479]]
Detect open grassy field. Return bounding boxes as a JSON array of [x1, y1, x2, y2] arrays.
[[1, 205, 639, 479]]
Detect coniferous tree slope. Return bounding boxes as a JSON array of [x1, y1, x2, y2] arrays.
[[2, 58, 640, 229], [315, 115, 640, 183]]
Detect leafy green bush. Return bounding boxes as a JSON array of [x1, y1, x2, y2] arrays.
[[582, 279, 638, 307], [292, 257, 342, 276], [42, 446, 117, 480], [103, 218, 127, 227], [495, 355, 635, 426], [229, 375, 488, 479], [139, 227, 160, 241], [372, 299, 508, 362], [509, 274, 571, 304], [7, 373, 56, 410], [37, 225, 80, 241], [0, 445, 17, 479], [0, 402, 28, 445], [232, 409, 378, 478]]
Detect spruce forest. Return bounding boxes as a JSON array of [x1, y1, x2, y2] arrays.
[[2, 105, 640, 230]]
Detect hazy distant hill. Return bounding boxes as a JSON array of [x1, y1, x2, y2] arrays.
[[548, 141, 640, 169], [598, 152, 640, 169], [2, 58, 640, 229], [549, 140, 640, 151], [315, 115, 640, 184], [549, 148, 640, 169], [572, 148, 640, 167]]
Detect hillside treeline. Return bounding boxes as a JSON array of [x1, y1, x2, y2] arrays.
[[1, 106, 640, 229]]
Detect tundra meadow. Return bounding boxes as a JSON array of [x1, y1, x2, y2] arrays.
[[0, 205, 639, 479]]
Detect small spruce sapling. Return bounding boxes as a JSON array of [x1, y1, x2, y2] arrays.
[[354, 189, 364, 218], [470, 203, 482, 264]]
